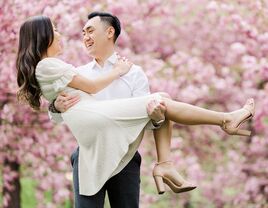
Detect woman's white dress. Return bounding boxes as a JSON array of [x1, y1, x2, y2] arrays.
[[36, 57, 162, 196]]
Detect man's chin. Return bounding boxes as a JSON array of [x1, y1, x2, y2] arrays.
[[87, 50, 96, 57]]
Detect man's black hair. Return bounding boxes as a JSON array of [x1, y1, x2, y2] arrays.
[[88, 12, 121, 42]]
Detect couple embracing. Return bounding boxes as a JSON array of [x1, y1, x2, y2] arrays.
[[17, 12, 254, 208]]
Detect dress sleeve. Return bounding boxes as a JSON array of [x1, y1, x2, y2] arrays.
[[36, 58, 78, 93], [52, 66, 77, 92]]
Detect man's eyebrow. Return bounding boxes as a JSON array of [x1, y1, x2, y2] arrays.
[[82, 26, 94, 32]]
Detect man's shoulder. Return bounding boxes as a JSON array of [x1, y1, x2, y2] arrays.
[[76, 61, 95, 71], [123, 63, 148, 81], [129, 64, 144, 75]]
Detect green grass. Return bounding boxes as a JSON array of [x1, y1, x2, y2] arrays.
[[0, 176, 72, 208], [21, 179, 72, 208], [21, 178, 37, 208], [21, 177, 106, 207]]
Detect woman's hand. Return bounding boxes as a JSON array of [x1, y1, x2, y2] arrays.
[[113, 56, 133, 77], [147, 99, 166, 126]]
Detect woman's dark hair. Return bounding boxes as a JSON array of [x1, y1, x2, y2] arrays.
[[16, 16, 54, 110], [88, 12, 121, 42]]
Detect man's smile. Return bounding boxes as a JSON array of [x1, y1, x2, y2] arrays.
[[86, 41, 94, 49]]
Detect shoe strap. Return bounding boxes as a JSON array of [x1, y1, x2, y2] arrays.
[[222, 99, 254, 130], [243, 104, 254, 116]]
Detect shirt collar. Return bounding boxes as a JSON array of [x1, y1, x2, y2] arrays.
[[92, 52, 117, 69]]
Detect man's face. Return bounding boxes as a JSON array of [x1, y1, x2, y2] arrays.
[[82, 16, 110, 57]]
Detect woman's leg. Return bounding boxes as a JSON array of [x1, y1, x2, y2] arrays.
[[152, 119, 196, 194], [164, 98, 223, 125], [153, 120, 172, 162], [149, 93, 254, 194], [158, 93, 254, 136], [152, 93, 196, 194]]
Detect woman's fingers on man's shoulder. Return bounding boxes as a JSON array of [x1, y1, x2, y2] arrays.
[[59, 91, 68, 97]]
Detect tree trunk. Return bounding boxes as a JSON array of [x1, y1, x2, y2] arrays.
[[3, 159, 21, 208]]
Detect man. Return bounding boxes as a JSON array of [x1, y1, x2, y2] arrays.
[[49, 12, 166, 208]]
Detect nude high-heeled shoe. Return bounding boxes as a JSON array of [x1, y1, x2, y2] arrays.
[[222, 98, 255, 136], [152, 161, 197, 194]]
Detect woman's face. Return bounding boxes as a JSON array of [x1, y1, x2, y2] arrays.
[[46, 24, 62, 57]]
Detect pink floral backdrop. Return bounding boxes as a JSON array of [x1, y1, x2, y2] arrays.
[[0, 0, 267, 207]]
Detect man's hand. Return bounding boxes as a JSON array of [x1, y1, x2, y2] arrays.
[[146, 99, 166, 125], [54, 92, 80, 113]]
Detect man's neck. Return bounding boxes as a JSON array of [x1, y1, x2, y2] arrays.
[[95, 46, 115, 67]]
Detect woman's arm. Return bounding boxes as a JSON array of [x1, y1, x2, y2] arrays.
[[68, 59, 132, 94]]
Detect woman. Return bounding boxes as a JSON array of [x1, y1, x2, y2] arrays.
[[17, 16, 254, 196]]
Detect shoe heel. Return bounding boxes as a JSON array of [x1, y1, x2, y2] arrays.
[[236, 129, 251, 136], [153, 176, 165, 194]]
